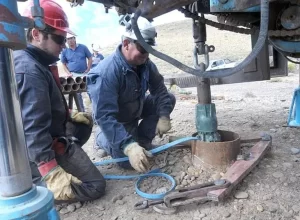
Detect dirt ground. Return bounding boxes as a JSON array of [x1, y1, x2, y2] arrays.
[[59, 71, 300, 220], [58, 17, 300, 220]]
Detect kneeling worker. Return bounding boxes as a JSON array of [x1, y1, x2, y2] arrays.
[[88, 16, 176, 173], [14, 0, 106, 202]]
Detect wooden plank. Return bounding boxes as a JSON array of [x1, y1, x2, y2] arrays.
[[208, 140, 272, 201]]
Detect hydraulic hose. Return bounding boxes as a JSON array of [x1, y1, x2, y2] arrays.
[[132, 0, 269, 78]]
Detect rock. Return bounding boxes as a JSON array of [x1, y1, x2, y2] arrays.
[[98, 205, 105, 211], [183, 155, 192, 165], [96, 149, 108, 158], [74, 202, 82, 209], [223, 211, 231, 218], [283, 182, 288, 186], [199, 213, 206, 218], [67, 204, 76, 212], [272, 172, 284, 178], [282, 162, 293, 168], [55, 205, 63, 211], [211, 173, 221, 180], [112, 195, 123, 203], [234, 191, 249, 199], [59, 208, 69, 215], [175, 176, 181, 185], [156, 187, 168, 194], [168, 159, 176, 165], [283, 211, 293, 218], [180, 172, 186, 181], [116, 200, 125, 205], [175, 186, 181, 190], [270, 129, 277, 133], [290, 177, 297, 183], [194, 171, 201, 177], [262, 194, 272, 201], [292, 205, 300, 213], [291, 147, 300, 155], [187, 166, 195, 174], [257, 205, 264, 212], [182, 180, 188, 186], [266, 203, 278, 213], [248, 190, 254, 195]]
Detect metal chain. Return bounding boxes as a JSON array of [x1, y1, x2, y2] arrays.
[[177, 7, 256, 35], [178, 1, 300, 37], [216, 13, 254, 29]]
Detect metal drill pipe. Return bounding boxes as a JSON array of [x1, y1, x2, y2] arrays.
[[66, 77, 75, 85], [72, 83, 80, 92], [75, 76, 83, 84], [64, 84, 72, 92], [80, 82, 86, 90], [0, 47, 32, 197], [59, 77, 67, 86]]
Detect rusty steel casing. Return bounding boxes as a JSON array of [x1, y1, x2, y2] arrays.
[[192, 130, 240, 170]]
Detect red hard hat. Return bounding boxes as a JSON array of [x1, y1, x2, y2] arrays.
[[22, 0, 76, 35]]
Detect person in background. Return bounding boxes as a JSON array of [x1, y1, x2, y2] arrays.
[[60, 34, 92, 112], [91, 43, 104, 68], [14, 0, 106, 202], [87, 16, 176, 173]]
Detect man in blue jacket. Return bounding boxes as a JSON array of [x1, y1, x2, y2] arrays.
[[14, 0, 105, 202], [91, 43, 105, 68], [61, 34, 92, 111], [88, 16, 176, 172]]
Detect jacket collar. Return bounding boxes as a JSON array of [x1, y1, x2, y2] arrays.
[[25, 44, 59, 66]]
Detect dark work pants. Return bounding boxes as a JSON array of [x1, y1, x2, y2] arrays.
[[30, 121, 106, 202], [95, 93, 176, 169]]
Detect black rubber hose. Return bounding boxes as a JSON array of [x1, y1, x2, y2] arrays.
[[132, 0, 269, 78]]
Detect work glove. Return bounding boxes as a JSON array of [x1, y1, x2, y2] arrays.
[[71, 112, 93, 127], [38, 159, 81, 201], [123, 142, 153, 172], [155, 116, 171, 137]]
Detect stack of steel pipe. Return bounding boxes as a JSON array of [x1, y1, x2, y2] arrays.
[[59, 76, 87, 94]]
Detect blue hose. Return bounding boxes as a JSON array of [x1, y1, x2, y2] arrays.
[[93, 137, 198, 199]]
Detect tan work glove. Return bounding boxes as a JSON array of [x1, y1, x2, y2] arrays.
[[71, 112, 93, 127], [38, 159, 81, 201], [123, 142, 153, 172], [155, 116, 171, 137]]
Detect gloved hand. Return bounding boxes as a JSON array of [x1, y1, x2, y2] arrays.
[[123, 142, 153, 172], [71, 112, 93, 127], [155, 116, 171, 137], [38, 159, 81, 201]]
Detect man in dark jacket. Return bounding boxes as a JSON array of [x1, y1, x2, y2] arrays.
[[88, 16, 176, 172], [14, 0, 105, 202]]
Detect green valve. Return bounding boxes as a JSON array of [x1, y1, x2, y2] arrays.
[[195, 103, 221, 142]]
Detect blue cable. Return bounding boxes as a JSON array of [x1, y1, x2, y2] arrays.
[[93, 137, 199, 200], [93, 137, 198, 166]]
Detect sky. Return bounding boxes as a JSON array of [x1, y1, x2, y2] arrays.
[[17, 0, 187, 50]]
